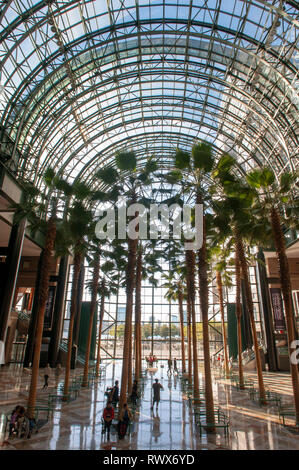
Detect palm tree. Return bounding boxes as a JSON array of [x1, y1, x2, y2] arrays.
[[93, 238, 127, 377], [212, 154, 268, 403], [163, 275, 187, 374], [134, 243, 143, 379], [54, 183, 95, 399], [161, 238, 190, 378], [134, 240, 162, 378], [177, 283, 187, 374], [235, 246, 245, 389], [172, 141, 216, 428], [208, 244, 232, 379], [246, 168, 299, 423], [13, 169, 74, 417], [208, 190, 246, 387], [95, 278, 105, 378], [94, 271, 120, 377], [96, 152, 158, 406], [185, 247, 200, 400], [27, 209, 57, 417], [82, 242, 101, 388]]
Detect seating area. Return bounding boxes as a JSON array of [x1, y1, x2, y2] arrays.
[[1, 361, 299, 450]]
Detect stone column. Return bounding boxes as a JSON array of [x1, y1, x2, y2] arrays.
[[48, 256, 69, 367], [23, 251, 43, 367], [256, 249, 278, 371], [0, 218, 26, 343]]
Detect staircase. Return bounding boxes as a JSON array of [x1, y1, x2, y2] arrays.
[[58, 339, 96, 367]]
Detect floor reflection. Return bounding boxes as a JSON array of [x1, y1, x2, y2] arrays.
[[0, 360, 298, 450]]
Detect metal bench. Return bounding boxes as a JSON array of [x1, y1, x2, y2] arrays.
[[248, 389, 281, 407], [195, 408, 230, 437], [278, 404, 297, 426], [231, 378, 254, 391], [48, 392, 71, 404]]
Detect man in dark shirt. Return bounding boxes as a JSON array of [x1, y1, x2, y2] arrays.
[[167, 358, 172, 376], [111, 380, 119, 404], [151, 378, 164, 410]]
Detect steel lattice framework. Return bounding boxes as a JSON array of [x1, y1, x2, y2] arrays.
[[0, 0, 298, 193]]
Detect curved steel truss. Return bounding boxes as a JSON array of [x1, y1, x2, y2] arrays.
[[0, 0, 298, 192]]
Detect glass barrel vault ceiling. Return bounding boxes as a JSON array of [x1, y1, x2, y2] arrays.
[[0, 0, 298, 193]]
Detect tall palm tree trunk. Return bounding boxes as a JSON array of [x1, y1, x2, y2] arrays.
[[27, 217, 56, 418], [186, 295, 192, 381], [63, 250, 82, 399], [95, 281, 105, 377], [120, 234, 138, 408], [197, 196, 215, 429], [185, 249, 200, 398], [235, 230, 266, 403], [128, 309, 133, 395], [82, 252, 100, 387], [216, 271, 230, 378], [138, 320, 142, 375], [134, 248, 142, 378], [270, 207, 299, 424], [235, 248, 245, 389], [178, 289, 186, 373], [127, 206, 139, 397]]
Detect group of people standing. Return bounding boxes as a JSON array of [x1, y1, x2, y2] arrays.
[[102, 376, 165, 441], [102, 380, 134, 440], [167, 357, 178, 375]]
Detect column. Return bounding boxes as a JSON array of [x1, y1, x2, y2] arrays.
[[48, 256, 69, 367], [241, 280, 253, 350], [0, 218, 26, 342], [256, 248, 278, 371], [73, 262, 85, 347], [23, 251, 43, 367]]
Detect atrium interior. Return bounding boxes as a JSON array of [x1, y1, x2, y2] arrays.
[[0, 0, 298, 452]]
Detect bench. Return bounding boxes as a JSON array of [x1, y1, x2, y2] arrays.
[[34, 404, 55, 420], [48, 393, 71, 404], [231, 378, 254, 391], [278, 404, 298, 426], [248, 389, 281, 407], [195, 408, 230, 437]]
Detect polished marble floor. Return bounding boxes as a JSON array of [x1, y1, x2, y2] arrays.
[[0, 360, 298, 450]]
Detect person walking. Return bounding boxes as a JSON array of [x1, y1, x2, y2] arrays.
[[117, 403, 133, 439], [102, 401, 115, 440], [151, 378, 164, 410], [43, 363, 51, 390], [130, 380, 139, 406], [167, 358, 172, 376], [110, 380, 119, 405], [173, 358, 178, 373]]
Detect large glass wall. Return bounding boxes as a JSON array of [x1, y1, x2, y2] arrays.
[[61, 259, 262, 360]]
